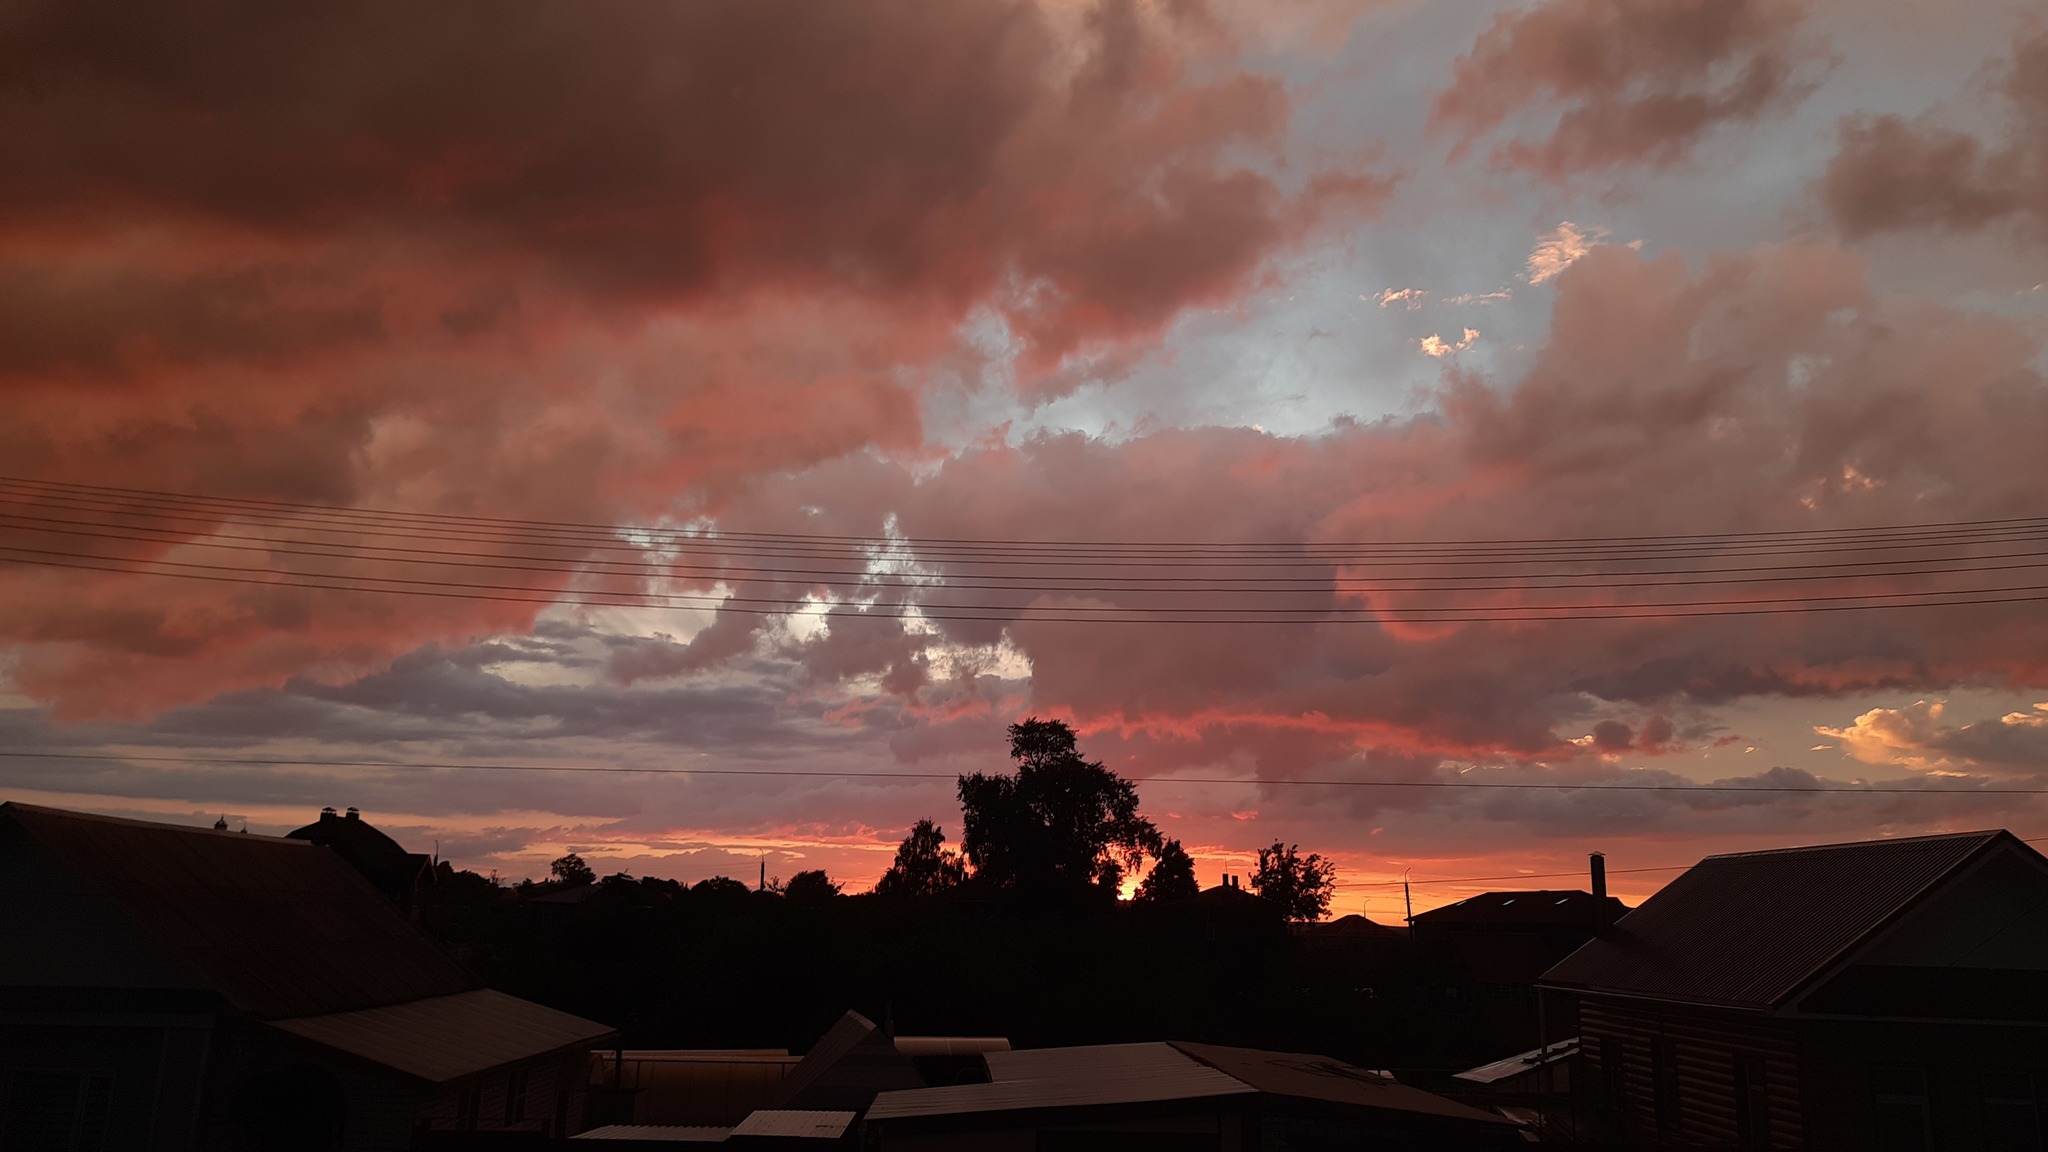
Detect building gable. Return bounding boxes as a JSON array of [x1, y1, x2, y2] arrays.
[[1541, 830, 2024, 1011]]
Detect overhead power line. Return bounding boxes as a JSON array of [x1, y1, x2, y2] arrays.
[[6, 475, 2047, 552], [5, 476, 2048, 623], [9, 748, 2048, 795]]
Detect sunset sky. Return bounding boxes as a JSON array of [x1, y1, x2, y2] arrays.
[[4, 0, 2047, 914]]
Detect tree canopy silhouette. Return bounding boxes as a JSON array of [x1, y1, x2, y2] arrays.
[[1135, 838, 1200, 903], [1251, 841, 1336, 921], [550, 852, 595, 887], [783, 869, 842, 902], [875, 818, 966, 896], [958, 718, 1161, 894]]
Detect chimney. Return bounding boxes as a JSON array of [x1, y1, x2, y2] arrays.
[[345, 807, 360, 821], [320, 806, 338, 821], [1590, 851, 1607, 900]]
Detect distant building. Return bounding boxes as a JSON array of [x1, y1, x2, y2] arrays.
[[1542, 829, 2048, 1150], [286, 805, 435, 912], [0, 801, 615, 1150], [1411, 887, 1629, 987], [865, 1039, 1522, 1150]]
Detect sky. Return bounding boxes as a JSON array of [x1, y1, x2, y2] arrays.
[[4, 0, 2048, 914]]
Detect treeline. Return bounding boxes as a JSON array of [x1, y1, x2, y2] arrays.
[[412, 721, 1524, 1077]]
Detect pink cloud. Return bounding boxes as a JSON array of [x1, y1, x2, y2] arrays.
[[1431, 0, 1825, 179]]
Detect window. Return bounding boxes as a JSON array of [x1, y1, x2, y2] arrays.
[[1873, 1066, 1933, 1152], [1652, 1037, 1681, 1134], [1734, 1054, 1770, 1150], [456, 1082, 481, 1131], [1979, 1070, 2043, 1152], [1, 1070, 113, 1152], [1599, 1038, 1629, 1138], [504, 1067, 529, 1125]]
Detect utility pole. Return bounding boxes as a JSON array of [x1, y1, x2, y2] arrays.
[[1403, 877, 1413, 927]]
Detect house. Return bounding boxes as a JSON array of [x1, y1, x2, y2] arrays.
[[1541, 828, 2048, 1150], [863, 1039, 1523, 1150], [1406, 859, 1629, 1058], [286, 806, 436, 912], [1410, 885, 1629, 988], [0, 801, 615, 1151]]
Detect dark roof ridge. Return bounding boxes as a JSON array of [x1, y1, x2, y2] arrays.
[[1, 800, 302, 843], [1541, 830, 2037, 1010], [1701, 828, 2007, 861]]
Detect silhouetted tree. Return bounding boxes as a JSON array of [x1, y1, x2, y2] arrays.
[[693, 875, 753, 898], [875, 819, 966, 896], [550, 852, 596, 887], [1135, 838, 1200, 903], [783, 869, 842, 902], [1251, 841, 1336, 921], [958, 718, 1161, 893]]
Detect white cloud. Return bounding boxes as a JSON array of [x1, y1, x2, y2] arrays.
[[1373, 287, 1428, 310], [1444, 289, 1512, 305], [1420, 327, 1481, 358], [1526, 221, 1610, 285]]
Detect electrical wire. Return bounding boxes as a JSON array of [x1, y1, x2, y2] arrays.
[[7, 476, 2048, 622], [7, 748, 2048, 794]]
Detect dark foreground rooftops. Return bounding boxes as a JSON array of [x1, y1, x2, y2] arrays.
[[1, 800, 470, 1018], [867, 1039, 1513, 1126], [270, 987, 615, 1084], [1410, 888, 1627, 927], [1542, 828, 2034, 1010]]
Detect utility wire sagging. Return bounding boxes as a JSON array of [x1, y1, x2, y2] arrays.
[[3, 477, 2048, 625]]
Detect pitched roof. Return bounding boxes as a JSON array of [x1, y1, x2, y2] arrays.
[[1305, 914, 1405, 938], [270, 988, 615, 1083], [1454, 1039, 1580, 1086], [728, 1110, 857, 1139], [1, 801, 472, 1018], [574, 1125, 733, 1142], [285, 807, 431, 897], [867, 1041, 1511, 1129], [1541, 829, 2021, 1009], [1411, 890, 1626, 927], [867, 1043, 1250, 1120], [1171, 1042, 1508, 1124], [766, 1011, 923, 1111]]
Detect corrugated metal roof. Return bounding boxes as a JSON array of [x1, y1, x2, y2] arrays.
[[1454, 1039, 1580, 1086], [871, 1041, 1514, 1126], [573, 1124, 732, 1141], [767, 1011, 922, 1111], [1411, 890, 1627, 927], [891, 1036, 1010, 1057], [728, 1110, 855, 1138], [269, 988, 615, 1083], [2, 802, 472, 1018], [1542, 830, 2015, 1009], [1170, 1043, 1513, 1125], [869, 1043, 1251, 1120]]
